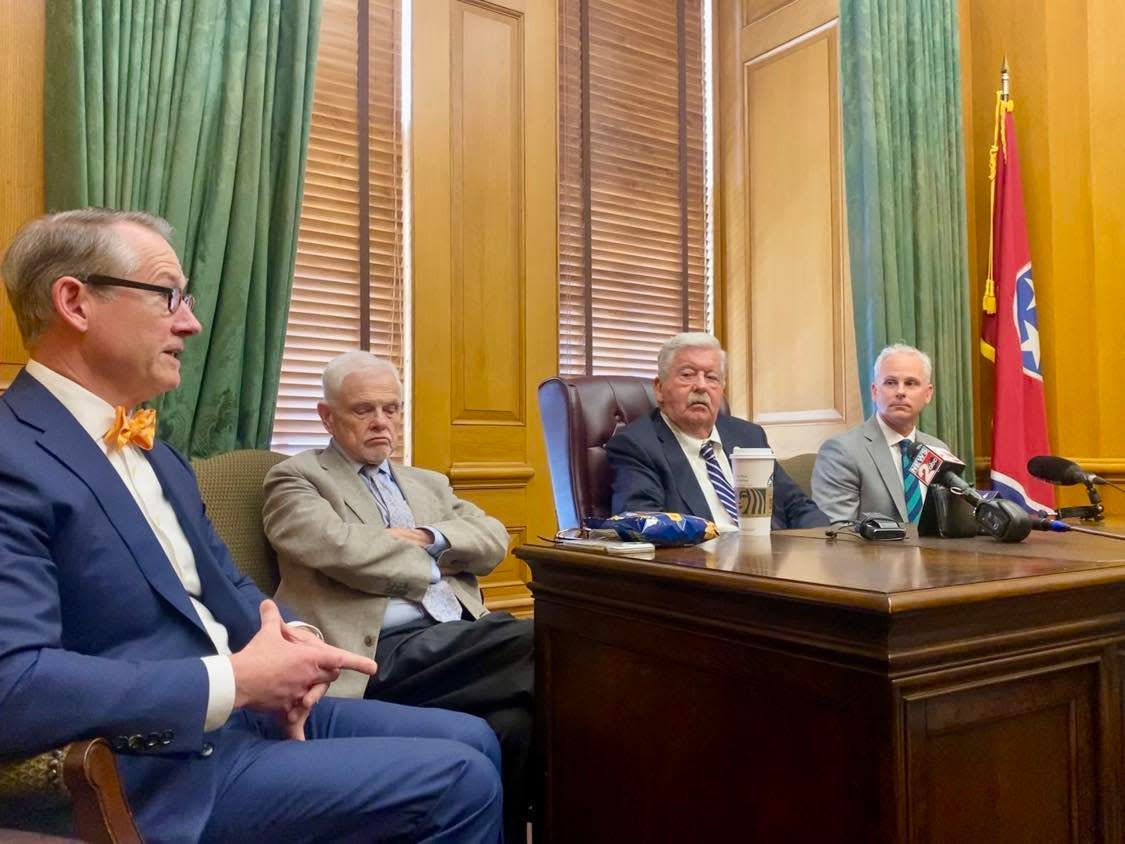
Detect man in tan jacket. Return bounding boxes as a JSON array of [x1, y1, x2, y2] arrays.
[[264, 350, 533, 843]]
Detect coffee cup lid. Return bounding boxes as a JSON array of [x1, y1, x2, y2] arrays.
[[731, 447, 773, 458]]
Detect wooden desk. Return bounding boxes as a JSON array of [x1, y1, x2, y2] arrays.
[[517, 527, 1125, 843]]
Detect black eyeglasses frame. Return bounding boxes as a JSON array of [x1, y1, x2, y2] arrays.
[[83, 274, 195, 314]]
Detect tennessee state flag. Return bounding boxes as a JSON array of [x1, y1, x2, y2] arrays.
[[980, 91, 1055, 512]]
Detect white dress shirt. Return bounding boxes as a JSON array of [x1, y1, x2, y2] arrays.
[[661, 412, 739, 533], [874, 413, 928, 507], [26, 360, 236, 731]]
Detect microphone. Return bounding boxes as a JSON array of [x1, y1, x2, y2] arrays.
[[905, 443, 982, 502], [1027, 455, 1105, 487], [905, 442, 1032, 542]]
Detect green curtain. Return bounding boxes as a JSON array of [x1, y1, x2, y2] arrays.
[[44, 0, 321, 457], [840, 0, 975, 478]]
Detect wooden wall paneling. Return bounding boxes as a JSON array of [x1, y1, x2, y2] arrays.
[[412, 0, 556, 615], [742, 0, 795, 27], [450, 2, 524, 426], [0, 2, 45, 390], [745, 27, 844, 451], [1086, 0, 1125, 488], [1040, 2, 1097, 471], [713, 0, 749, 411], [963, 0, 1125, 511], [717, 0, 858, 458]]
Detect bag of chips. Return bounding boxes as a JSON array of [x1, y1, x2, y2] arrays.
[[585, 511, 717, 546]]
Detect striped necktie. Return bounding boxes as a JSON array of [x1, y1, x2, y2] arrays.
[[899, 440, 924, 523], [362, 465, 463, 623], [700, 441, 740, 523]]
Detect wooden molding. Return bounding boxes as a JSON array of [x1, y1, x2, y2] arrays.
[[448, 460, 535, 488], [754, 408, 845, 425]]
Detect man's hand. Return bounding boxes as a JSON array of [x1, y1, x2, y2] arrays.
[[229, 601, 378, 735], [386, 527, 434, 546], [276, 625, 374, 740]]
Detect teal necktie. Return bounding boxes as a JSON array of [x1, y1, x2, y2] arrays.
[[899, 440, 923, 523]]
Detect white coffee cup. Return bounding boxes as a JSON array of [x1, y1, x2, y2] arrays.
[[729, 447, 774, 535]]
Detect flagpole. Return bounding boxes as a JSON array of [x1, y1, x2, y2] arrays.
[[981, 62, 1010, 326]]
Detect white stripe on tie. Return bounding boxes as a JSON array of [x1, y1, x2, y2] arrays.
[[700, 442, 740, 523]]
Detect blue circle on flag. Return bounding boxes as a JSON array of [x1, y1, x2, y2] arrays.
[[1015, 265, 1042, 378]]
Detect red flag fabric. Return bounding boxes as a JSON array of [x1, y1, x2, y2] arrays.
[[981, 103, 1055, 512]]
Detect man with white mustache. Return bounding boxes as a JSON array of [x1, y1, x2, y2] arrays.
[[606, 332, 828, 532]]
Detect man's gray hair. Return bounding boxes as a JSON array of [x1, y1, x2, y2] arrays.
[[873, 343, 933, 384], [1, 207, 173, 346], [322, 350, 402, 404], [656, 332, 726, 380]]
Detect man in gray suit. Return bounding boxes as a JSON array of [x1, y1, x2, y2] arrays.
[[811, 344, 949, 524], [263, 351, 533, 843]]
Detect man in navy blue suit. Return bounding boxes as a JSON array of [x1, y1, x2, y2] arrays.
[[606, 332, 828, 532], [0, 208, 504, 843]]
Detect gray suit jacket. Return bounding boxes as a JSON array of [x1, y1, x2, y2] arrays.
[[811, 415, 949, 524], [263, 443, 510, 698]]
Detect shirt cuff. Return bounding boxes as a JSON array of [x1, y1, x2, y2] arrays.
[[286, 621, 324, 640], [423, 526, 450, 559], [201, 655, 235, 732]]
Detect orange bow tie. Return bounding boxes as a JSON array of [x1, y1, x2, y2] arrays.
[[103, 407, 157, 451]]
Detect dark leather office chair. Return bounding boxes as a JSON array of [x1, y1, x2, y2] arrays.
[[537, 376, 659, 530]]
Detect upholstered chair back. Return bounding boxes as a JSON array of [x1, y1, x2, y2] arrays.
[[192, 449, 287, 593]]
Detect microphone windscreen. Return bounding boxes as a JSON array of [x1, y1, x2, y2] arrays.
[[1027, 455, 1085, 485]]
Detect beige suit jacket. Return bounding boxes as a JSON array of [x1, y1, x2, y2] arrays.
[[262, 443, 510, 698]]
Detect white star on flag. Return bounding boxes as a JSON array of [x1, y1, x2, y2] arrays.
[[1020, 320, 1040, 370]]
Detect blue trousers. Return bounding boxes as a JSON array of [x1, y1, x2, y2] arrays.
[[193, 697, 504, 843]]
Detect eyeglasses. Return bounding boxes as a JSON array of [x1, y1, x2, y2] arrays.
[[83, 274, 196, 314]]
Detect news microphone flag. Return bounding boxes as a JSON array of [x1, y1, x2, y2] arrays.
[[980, 75, 1054, 513]]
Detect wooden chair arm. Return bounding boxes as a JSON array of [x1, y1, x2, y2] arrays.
[[62, 740, 141, 844]]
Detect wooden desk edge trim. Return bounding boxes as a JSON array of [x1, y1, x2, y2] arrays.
[[888, 566, 1125, 611], [517, 544, 1125, 614], [515, 543, 892, 612]]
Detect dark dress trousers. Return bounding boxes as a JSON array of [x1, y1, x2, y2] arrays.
[[606, 408, 829, 530]]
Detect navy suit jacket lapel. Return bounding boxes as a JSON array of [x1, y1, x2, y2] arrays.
[[715, 414, 756, 459], [6, 372, 210, 639], [711, 416, 774, 477], [650, 410, 711, 518]]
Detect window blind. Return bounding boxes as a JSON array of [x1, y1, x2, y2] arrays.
[[559, 0, 710, 377], [272, 0, 405, 455]]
